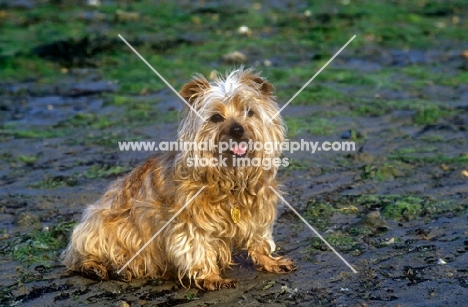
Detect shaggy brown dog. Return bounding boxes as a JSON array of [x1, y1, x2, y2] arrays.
[[61, 68, 295, 290]]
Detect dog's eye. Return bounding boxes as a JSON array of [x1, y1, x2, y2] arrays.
[[247, 110, 254, 117], [210, 114, 224, 123]]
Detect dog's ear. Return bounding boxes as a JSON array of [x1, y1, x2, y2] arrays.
[[179, 76, 210, 104], [244, 74, 274, 96]]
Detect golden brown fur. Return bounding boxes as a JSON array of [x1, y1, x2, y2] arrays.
[[61, 68, 295, 290]]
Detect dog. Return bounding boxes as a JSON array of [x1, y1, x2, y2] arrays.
[[61, 68, 295, 290]]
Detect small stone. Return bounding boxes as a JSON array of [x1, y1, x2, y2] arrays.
[[87, 0, 101, 6], [437, 258, 447, 265], [115, 10, 140, 22], [222, 51, 247, 64], [385, 237, 395, 244], [340, 287, 350, 292], [263, 59, 272, 67], [237, 25, 252, 36], [113, 300, 130, 307]]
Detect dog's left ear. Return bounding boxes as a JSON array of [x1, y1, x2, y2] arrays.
[[245, 74, 274, 96], [180, 77, 210, 104]]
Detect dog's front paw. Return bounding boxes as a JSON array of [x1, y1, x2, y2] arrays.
[[200, 277, 238, 291], [81, 262, 109, 280], [256, 256, 297, 273], [110, 268, 132, 282], [275, 257, 297, 273]]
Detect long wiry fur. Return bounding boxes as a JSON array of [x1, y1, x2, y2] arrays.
[[61, 68, 295, 290]]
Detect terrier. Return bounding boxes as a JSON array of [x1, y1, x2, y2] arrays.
[[61, 68, 295, 290]]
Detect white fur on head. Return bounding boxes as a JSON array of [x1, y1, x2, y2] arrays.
[[178, 67, 283, 135]]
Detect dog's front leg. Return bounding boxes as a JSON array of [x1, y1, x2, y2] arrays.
[[165, 224, 237, 290], [246, 228, 296, 274]]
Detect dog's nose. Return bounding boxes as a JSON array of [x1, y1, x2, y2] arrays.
[[229, 123, 244, 139]]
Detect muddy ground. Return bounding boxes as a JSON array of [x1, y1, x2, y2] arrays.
[[1, 0, 468, 306]]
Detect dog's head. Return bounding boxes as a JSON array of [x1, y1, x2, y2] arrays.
[[177, 68, 285, 173]]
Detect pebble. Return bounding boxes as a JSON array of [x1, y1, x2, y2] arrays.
[[237, 26, 251, 36], [115, 10, 140, 22], [222, 51, 247, 64], [437, 258, 447, 265], [113, 301, 130, 307]]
